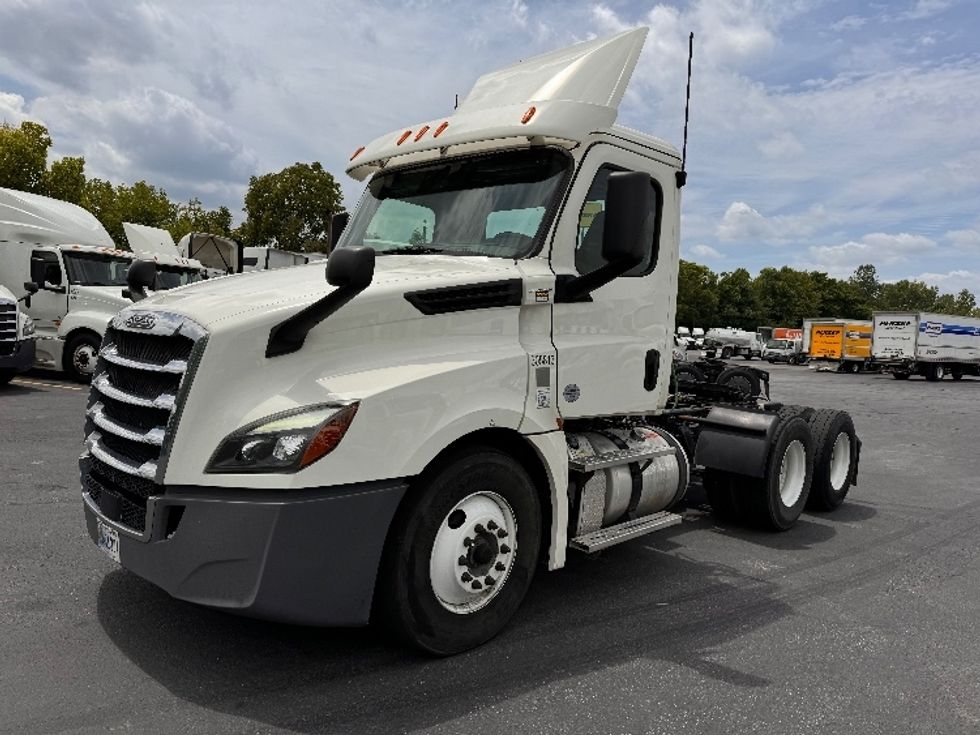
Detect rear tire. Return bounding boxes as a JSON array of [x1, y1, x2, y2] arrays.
[[0, 371, 14, 386], [703, 469, 743, 523], [375, 447, 541, 656], [721, 346, 733, 359], [892, 372, 910, 380], [716, 366, 762, 398], [674, 364, 707, 384], [805, 410, 858, 511], [742, 416, 814, 530], [926, 363, 946, 381], [951, 369, 963, 381]]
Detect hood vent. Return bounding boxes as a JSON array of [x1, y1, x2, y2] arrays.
[[405, 279, 523, 315]]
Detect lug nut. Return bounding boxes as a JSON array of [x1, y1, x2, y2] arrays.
[[458, 555, 467, 566], [461, 572, 472, 582], [474, 524, 486, 534], [487, 520, 498, 531], [495, 562, 506, 572], [500, 544, 511, 554], [471, 580, 483, 590], [484, 576, 495, 586], [496, 529, 507, 538]]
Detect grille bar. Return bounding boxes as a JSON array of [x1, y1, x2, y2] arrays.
[[100, 344, 188, 374], [86, 432, 159, 479], [87, 402, 165, 445], [92, 372, 176, 410]]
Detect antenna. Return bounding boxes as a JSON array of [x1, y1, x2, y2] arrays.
[[454, 93, 459, 110], [676, 31, 694, 189]]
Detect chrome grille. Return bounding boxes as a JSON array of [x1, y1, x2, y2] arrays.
[[82, 309, 206, 534], [0, 301, 16, 355]]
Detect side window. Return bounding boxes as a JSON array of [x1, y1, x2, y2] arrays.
[[31, 250, 62, 286], [575, 165, 661, 276], [364, 199, 435, 248]]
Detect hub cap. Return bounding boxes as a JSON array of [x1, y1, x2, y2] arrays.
[[829, 432, 851, 491], [778, 439, 806, 507], [430, 491, 517, 615], [73, 344, 97, 375]]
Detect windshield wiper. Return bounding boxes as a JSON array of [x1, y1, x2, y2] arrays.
[[379, 245, 446, 255]]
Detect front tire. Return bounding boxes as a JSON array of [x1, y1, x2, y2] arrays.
[[64, 331, 101, 383], [926, 364, 946, 381], [716, 366, 762, 398], [375, 447, 541, 656]]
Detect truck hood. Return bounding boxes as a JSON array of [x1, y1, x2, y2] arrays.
[[73, 285, 131, 312], [141, 254, 524, 330]]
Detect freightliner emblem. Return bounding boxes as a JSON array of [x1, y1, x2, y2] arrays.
[[125, 313, 157, 330]]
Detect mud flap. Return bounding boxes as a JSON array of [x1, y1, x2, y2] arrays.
[[693, 406, 779, 478]]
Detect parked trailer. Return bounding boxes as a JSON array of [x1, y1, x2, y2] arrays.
[[873, 311, 980, 381], [81, 29, 861, 655], [801, 317, 846, 356], [808, 321, 872, 372]]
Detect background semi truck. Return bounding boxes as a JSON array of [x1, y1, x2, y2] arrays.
[[79, 29, 861, 655], [873, 311, 980, 380], [0, 187, 134, 381], [0, 283, 37, 385]]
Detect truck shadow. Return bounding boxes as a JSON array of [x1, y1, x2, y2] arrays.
[[97, 534, 795, 735]]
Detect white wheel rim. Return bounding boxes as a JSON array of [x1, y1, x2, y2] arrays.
[[936, 366, 945, 379], [73, 344, 97, 375], [429, 491, 517, 615], [778, 439, 807, 507], [829, 432, 851, 491]]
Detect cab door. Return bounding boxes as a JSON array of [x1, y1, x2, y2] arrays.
[[26, 250, 68, 336], [550, 143, 680, 418]]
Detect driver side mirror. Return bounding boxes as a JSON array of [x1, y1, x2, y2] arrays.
[[125, 260, 157, 303], [20, 281, 38, 308], [330, 211, 350, 251]]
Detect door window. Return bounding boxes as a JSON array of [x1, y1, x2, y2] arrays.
[[575, 165, 661, 276]]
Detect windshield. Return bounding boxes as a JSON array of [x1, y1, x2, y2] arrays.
[[63, 252, 130, 287], [336, 148, 570, 259], [766, 339, 792, 349], [154, 266, 204, 290]]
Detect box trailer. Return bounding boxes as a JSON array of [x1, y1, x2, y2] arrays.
[[873, 311, 980, 380], [807, 321, 872, 372], [80, 28, 862, 655], [801, 317, 846, 355]]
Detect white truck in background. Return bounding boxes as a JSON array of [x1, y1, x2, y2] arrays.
[[0, 283, 37, 385], [0, 187, 135, 381], [178, 232, 243, 276], [122, 223, 209, 288], [242, 246, 315, 272], [80, 29, 861, 655], [873, 311, 980, 381], [703, 327, 763, 359]]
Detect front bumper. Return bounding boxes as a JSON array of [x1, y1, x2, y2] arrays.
[[0, 339, 35, 374], [83, 479, 407, 626]]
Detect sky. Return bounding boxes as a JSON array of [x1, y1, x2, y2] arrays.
[[1, 0, 978, 292]]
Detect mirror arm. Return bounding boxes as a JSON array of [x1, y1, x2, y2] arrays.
[[554, 254, 644, 303]]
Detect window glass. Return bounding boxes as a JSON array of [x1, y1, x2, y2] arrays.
[[364, 199, 435, 249], [62, 253, 129, 286], [574, 165, 660, 276]]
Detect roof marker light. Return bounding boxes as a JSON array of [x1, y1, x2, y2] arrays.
[[433, 121, 449, 138], [397, 130, 412, 145], [349, 146, 365, 161], [521, 106, 537, 124], [414, 125, 431, 142]]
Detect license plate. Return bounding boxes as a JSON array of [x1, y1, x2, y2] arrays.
[[96, 520, 120, 563]]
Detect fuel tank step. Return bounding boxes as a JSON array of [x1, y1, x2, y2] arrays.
[[568, 445, 675, 473], [569, 511, 683, 553]]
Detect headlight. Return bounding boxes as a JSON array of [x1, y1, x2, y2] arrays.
[[206, 402, 359, 474], [21, 315, 35, 338]]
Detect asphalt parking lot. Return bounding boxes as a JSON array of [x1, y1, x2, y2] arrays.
[[2, 364, 979, 735]]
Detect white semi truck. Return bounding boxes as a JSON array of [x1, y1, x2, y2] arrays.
[[80, 29, 861, 655], [242, 246, 314, 272], [0, 283, 37, 385], [873, 311, 980, 380], [122, 223, 209, 287], [0, 187, 136, 381]]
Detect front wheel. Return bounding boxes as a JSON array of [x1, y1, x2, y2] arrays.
[[926, 364, 946, 381], [720, 346, 733, 359], [375, 447, 541, 656], [64, 331, 101, 383]]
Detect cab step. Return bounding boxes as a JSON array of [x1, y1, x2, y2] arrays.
[[569, 511, 683, 553], [568, 445, 675, 473]]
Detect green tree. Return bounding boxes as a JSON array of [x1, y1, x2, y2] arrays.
[[81, 179, 176, 246], [241, 161, 343, 252], [168, 198, 233, 241], [848, 264, 880, 307], [41, 156, 87, 205], [0, 121, 52, 192], [752, 266, 820, 326], [676, 260, 719, 328], [877, 279, 939, 312], [811, 271, 869, 320], [715, 268, 758, 329]]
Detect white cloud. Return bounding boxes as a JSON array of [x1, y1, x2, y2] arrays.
[[901, 1, 953, 21], [717, 201, 830, 244], [689, 244, 723, 259], [0, 92, 31, 126], [946, 229, 980, 249], [830, 15, 867, 32], [808, 232, 938, 273], [757, 131, 804, 159], [914, 269, 978, 293]]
